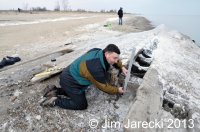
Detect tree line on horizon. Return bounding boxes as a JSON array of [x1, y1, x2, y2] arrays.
[[6, 0, 117, 13]]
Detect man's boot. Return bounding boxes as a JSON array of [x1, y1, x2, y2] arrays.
[[43, 85, 57, 97], [40, 97, 57, 107], [45, 90, 57, 97]]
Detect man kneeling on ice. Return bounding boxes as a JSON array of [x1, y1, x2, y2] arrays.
[[41, 44, 128, 110]]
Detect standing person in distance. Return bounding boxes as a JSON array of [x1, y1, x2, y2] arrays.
[[118, 7, 123, 25]]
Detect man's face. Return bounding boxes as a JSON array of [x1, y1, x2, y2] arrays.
[[105, 52, 119, 65]]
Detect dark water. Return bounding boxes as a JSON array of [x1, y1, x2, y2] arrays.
[[144, 15, 200, 46]]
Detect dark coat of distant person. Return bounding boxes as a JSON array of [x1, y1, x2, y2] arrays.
[[118, 8, 123, 18]]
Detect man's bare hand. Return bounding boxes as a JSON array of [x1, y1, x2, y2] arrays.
[[118, 87, 126, 94], [122, 66, 128, 76]]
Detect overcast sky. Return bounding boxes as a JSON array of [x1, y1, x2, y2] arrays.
[[0, 0, 200, 15]]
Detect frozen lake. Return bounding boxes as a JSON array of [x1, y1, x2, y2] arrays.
[[144, 15, 200, 46]]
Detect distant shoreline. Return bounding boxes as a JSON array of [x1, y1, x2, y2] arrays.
[[1, 11, 154, 59], [0, 11, 154, 33]]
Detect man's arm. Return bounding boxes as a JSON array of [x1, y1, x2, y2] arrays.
[[80, 61, 119, 94], [113, 60, 128, 75]]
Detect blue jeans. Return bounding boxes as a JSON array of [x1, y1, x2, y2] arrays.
[[55, 88, 88, 110], [55, 66, 88, 110], [119, 17, 122, 25]]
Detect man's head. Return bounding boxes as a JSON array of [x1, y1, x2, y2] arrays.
[[103, 44, 120, 65]]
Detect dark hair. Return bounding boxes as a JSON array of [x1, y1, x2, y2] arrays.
[[103, 44, 120, 54]]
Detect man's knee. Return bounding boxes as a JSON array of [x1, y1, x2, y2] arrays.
[[76, 102, 88, 110]]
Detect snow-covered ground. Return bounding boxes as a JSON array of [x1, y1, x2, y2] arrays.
[[0, 16, 94, 27]]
